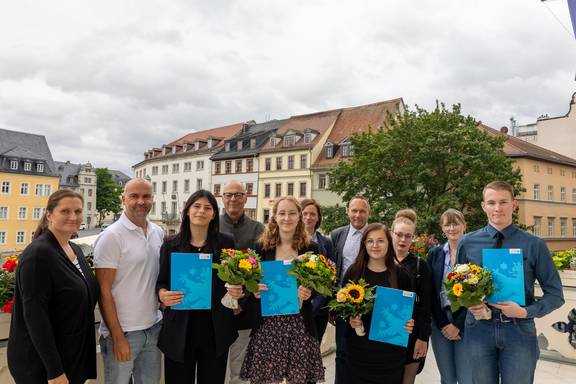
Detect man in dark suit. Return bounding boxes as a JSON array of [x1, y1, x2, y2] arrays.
[[330, 196, 371, 384]]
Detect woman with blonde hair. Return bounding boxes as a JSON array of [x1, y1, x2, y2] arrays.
[[391, 209, 432, 384], [427, 209, 470, 383], [241, 196, 324, 384]]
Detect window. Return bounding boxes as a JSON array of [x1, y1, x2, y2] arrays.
[[0, 232, 5, 244], [547, 185, 554, 201], [341, 143, 351, 157], [0, 207, 7, 219], [87, 202, 92, 211], [318, 174, 327, 190], [196, 160, 204, 171], [171, 202, 177, 214], [184, 179, 190, 193], [152, 182, 157, 193], [24, 162, 31, 171], [214, 184, 221, 196], [533, 217, 541, 236], [85, 177, 92, 183], [10, 160, 18, 170], [1, 181, 10, 194], [284, 135, 295, 147], [263, 209, 270, 224], [152, 166, 158, 175], [547, 167, 553, 175], [275, 183, 282, 197], [276, 157, 283, 170], [547, 217, 555, 237], [161, 202, 166, 214], [152, 203, 156, 215], [196, 179, 202, 191], [162, 181, 167, 194], [560, 218, 567, 237], [225, 161, 232, 174], [561, 186, 567, 202], [172, 163, 179, 174], [304, 132, 311, 144], [533, 164, 539, 173], [20, 183, 29, 195], [235, 160, 243, 173], [172, 180, 178, 193], [162, 165, 169, 174], [33, 207, 43, 220], [87, 189, 93, 197], [246, 158, 254, 173], [573, 219, 576, 237], [225, 142, 231, 152], [250, 138, 256, 149], [43, 184, 51, 196], [16, 231, 25, 244], [35, 184, 42, 196], [36, 163, 44, 173], [325, 144, 334, 159], [246, 208, 256, 219], [246, 183, 254, 195], [299, 182, 306, 197], [184, 162, 192, 172], [264, 183, 271, 198], [142, 168, 147, 177], [215, 162, 222, 174], [237, 141, 243, 151], [573, 188, 576, 202], [300, 155, 307, 169], [269, 137, 277, 147], [560, 169, 566, 176], [533, 184, 540, 200], [18, 207, 27, 220], [265, 158, 271, 171], [287, 183, 294, 196], [288, 155, 295, 170]]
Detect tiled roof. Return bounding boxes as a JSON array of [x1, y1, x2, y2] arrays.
[[109, 169, 131, 186], [54, 161, 82, 187], [0, 127, 58, 176], [312, 98, 405, 168], [480, 124, 576, 167], [169, 121, 254, 146]]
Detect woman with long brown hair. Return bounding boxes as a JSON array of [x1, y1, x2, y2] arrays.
[[8, 190, 99, 384], [344, 222, 414, 383], [241, 196, 324, 384]]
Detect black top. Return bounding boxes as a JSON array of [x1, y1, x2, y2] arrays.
[[156, 232, 238, 362], [7, 230, 99, 384], [400, 253, 432, 342], [310, 231, 335, 315], [251, 241, 320, 339], [427, 246, 467, 330]]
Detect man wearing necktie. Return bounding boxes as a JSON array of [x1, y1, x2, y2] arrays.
[[457, 181, 564, 384]]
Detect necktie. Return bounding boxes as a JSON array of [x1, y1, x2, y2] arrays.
[[494, 231, 504, 249]]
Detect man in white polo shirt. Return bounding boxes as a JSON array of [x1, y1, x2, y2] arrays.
[[94, 178, 164, 384]]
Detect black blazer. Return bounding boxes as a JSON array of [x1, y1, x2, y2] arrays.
[[310, 232, 335, 315], [7, 230, 99, 384], [156, 232, 238, 362], [330, 225, 350, 285], [427, 246, 467, 331], [252, 241, 320, 339]]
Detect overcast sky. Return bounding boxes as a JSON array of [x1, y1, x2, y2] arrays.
[[0, 0, 574, 175]]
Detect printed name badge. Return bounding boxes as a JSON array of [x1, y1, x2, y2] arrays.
[[283, 260, 292, 265], [509, 249, 522, 255], [199, 253, 211, 260], [403, 291, 415, 298]]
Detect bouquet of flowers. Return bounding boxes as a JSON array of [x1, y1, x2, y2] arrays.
[[410, 233, 437, 260], [0, 255, 18, 313], [328, 279, 376, 336], [213, 249, 263, 309], [288, 252, 337, 297], [444, 263, 495, 320]]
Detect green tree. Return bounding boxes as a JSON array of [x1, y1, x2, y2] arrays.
[[96, 168, 122, 226], [319, 205, 349, 235], [328, 103, 524, 238]]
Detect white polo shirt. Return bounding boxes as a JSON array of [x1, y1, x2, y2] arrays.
[[93, 213, 164, 337]]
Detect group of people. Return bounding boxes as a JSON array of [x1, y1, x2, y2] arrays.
[[6, 179, 564, 384]]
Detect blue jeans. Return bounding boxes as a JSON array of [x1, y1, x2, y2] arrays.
[[430, 320, 471, 384], [100, 321, 162, 384], [463, 313, 539, 384], [335, 318, 348, 384]]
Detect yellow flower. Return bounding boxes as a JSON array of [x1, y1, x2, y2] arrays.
[[466, 274, 479, 285], [238, 259, 252, 271], [305, 261, 316, 269], [469, 264, 481, 274], [346, 284, 365, 303], [336, 290, 347, 303], [452, 283, 463, 297]]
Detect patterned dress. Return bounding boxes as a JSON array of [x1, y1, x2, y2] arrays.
[[241, 314, 325, 384]]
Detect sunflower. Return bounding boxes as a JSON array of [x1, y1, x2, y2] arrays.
[[346, 284, 365, 303], [452, 283, 463, 297], [238, 259, 253, 271]]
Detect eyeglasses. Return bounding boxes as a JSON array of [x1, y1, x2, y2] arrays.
[[442, 223, 461, 229], [365, 239, 386, 247], [222, 192, 245, 199], [393, 232, 414, 240]]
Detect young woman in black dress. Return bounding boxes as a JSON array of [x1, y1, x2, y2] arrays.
[[344, 222, 415, 384]]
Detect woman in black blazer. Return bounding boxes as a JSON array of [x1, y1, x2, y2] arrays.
[[426, 209, 470, 384], [8, 190, 99, 384], [156, 189, 238, 384]]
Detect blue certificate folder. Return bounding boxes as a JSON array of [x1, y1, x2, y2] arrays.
[[170, 253, 212, 310], [260, 260, 299, 317], [482, 248, 525, 306], [368, 286, 415, 347]]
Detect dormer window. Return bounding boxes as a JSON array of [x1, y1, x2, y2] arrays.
[[36, 163, 44, 173], [304, 133, 312, 144], [341, 143, 351, 157], [183, 143, 188, 152], [172, 146, 177, 154], [225, 142, 231, 152], [270, 137, 278, 147], [250, 138, 256, 149], [237, 141, 243, 151], [163, 147, 168, 155], [207, 139, 213, 148], [10, 160, 18, 170], [325, 143, 334, 159], [284, 135, 295, 147]]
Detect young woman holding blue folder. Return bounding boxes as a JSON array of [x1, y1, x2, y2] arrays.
[[343, 222, 414, 383], [156, 190, 239, 384], [241, 196, 325, 384]]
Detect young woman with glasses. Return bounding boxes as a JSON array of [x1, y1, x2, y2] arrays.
[[391, 209, 432, 384]]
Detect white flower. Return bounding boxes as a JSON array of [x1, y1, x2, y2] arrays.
[[309, 254, 318, 262], [454, 264, 470, 273]]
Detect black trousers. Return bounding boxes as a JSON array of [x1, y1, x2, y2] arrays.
[[164, 351, 228, 384]]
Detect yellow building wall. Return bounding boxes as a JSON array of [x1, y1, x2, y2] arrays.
[[514, 158, 576, 251], [0, 172, 60, 253]]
